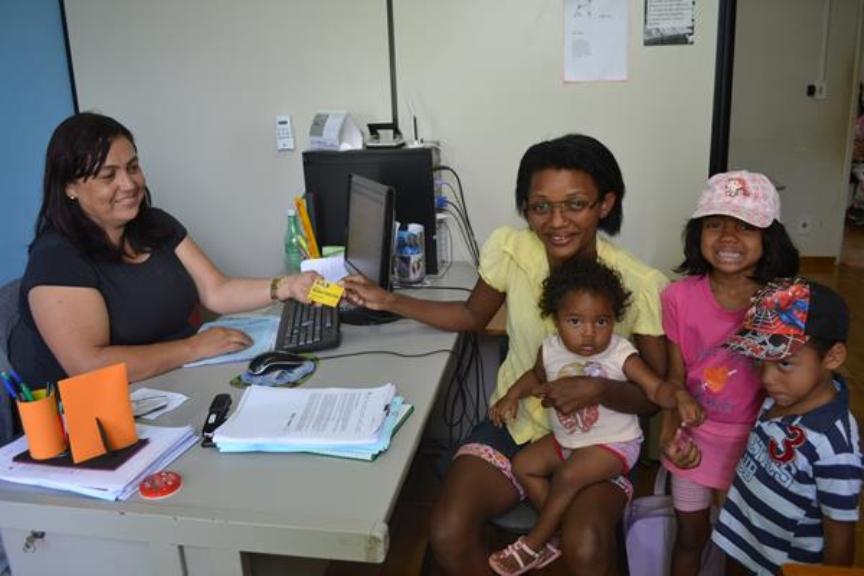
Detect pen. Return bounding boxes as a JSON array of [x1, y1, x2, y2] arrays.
[[9, 369, 25, 386], [6, 370, 34, 402], [0, 373, 19, 401], [7, 369, 35, 401]]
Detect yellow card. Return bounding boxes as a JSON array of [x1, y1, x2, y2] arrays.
[[307, 279, 344, 308]]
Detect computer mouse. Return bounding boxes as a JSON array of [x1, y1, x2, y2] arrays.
[[247, 351, 308, 376]]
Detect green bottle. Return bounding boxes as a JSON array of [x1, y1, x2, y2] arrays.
[[283, 208, 303, 273]]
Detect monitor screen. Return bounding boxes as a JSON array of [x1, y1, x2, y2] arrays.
[[344, 174, 395, 290]]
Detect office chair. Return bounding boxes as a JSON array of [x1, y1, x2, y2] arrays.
[[0, 278, 20, 449]]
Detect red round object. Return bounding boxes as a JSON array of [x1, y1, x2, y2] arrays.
[[139, 470, 183, 500]]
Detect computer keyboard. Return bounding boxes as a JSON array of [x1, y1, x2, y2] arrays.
[[275, 300, 341, 353]]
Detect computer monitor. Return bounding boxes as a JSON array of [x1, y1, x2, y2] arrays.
[[344, 174, 395, 289], [341, 174, 399, 325], [302, 147, 439, 273]]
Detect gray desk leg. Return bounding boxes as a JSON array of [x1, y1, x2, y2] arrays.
[[184, 546, 243, 576], [148, 543, 184, 576]]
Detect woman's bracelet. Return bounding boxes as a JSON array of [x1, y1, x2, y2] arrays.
[[270, 276, 285, 301]]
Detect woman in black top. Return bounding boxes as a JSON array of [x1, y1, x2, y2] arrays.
[[9, 112, 319, 385]]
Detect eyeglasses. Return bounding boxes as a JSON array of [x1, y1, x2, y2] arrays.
[[525, 198, 600, 217]]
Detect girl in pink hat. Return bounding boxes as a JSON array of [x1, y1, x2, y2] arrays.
[[661, 171, 799, 575]]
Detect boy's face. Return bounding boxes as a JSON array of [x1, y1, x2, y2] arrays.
[[555, 290, 615, 357], [758, 342, 845, 411]]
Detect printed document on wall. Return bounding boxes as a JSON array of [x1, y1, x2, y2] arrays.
[[564, 0, 628, 82], [644, 0, 695, 46]]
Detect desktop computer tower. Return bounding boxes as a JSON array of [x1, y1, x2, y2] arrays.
[[302, 146, 440, 274]]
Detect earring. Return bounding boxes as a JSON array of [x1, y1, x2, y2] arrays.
[[67, 194, 77, 200]]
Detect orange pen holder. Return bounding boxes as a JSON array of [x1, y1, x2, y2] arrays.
[[17, 390, 67, 460]]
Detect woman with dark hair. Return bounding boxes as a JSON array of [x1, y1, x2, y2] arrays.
[[344, 133, 669, 575], [9, 112, 319, 385]]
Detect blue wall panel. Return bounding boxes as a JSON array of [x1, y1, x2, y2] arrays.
[[0, 0, 74, 284]]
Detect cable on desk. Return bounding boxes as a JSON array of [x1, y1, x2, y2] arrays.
[[434, 166, 480, 265], [435, 167, 473, 242], [315, 331, 488, 449], [314, 349, 455, 362], [437, 178, 458, 198], [442, 203, 478, 265], [442, 203, 479, 266], [316, 338, 487, 447], [428, 188, 455, 277], [441, 331, 487, 447]]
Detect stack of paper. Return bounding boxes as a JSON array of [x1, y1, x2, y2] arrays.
[[213, 384, 412, 461], [0, 425, 197, 501]]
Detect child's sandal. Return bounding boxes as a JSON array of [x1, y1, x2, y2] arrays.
[[488, 536, 542, 576], [535, 539, 562, 569]]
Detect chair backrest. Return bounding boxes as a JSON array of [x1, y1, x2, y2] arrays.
[[0, 279, 21, 447]]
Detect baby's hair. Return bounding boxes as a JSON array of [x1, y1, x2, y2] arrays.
[[675, 219, 800, 283], [540, 258, 631, 321], [514, 134, 625, 235]]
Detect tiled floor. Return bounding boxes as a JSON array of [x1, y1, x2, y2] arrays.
[[324, 224, 864, 575]]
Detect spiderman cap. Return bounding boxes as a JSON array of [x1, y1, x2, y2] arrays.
[[724, 277, 848, 361]]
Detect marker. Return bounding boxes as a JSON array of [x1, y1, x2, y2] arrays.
[[18, 382, 34, 402]]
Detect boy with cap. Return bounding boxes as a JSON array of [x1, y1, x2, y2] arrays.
[[711, 277, 862, 575]]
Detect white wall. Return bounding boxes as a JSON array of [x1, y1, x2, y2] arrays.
[[728, 0, 863, 258], [395, 0, 718, 273], [65, 0, 391, 277], [66, 0, 720, 276]]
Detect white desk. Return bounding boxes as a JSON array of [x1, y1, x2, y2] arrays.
[[0, 263, 477, 576]]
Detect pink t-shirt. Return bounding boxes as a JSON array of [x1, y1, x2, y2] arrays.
[[660, 275, 764, 489]]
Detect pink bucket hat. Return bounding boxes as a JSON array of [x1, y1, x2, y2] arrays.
[[691, 171, 781, 228]]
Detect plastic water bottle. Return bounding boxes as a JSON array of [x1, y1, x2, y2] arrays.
[[283, 208, 303, 274]]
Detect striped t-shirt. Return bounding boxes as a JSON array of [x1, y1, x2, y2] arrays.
[[712, 376, 862, 575]]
